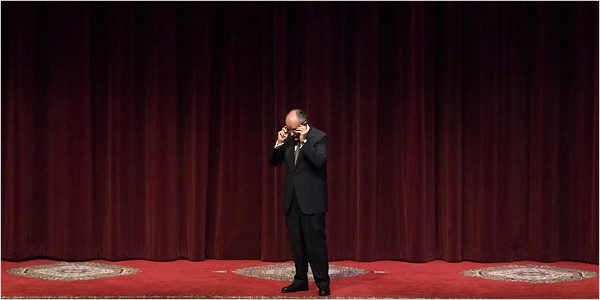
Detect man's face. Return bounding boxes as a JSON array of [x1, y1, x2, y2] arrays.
[[285, 119, 306, 141]]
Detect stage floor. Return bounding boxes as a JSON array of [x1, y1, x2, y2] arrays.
[[1, 259, 598, 299]]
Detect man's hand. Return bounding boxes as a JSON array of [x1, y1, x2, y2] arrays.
[[277, 126, 288, 144], [296, 124, 309, 142]]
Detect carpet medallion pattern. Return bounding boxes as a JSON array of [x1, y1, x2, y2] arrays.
[[461, 264, 598, 284], [6, 262, 140, 281], [232, 263, 368, 281]]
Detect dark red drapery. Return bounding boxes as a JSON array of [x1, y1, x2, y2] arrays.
[[2, 2, 598, 263]]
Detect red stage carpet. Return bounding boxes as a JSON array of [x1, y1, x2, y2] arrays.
[[1, 259, 598, 298]]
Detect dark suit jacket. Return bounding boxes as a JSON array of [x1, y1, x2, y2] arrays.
[[268, 126, 328, 214]]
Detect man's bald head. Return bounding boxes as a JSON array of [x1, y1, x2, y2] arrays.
[[285, 109, 307, 129]]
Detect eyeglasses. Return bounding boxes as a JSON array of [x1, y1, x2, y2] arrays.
[[286, 127, 300, 136], [285, 122, 307, 136]]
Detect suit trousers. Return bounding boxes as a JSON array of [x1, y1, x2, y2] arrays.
[[285, 190, 330, 289]]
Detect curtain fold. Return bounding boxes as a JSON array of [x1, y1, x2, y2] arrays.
[[2, 2, 597, 263]]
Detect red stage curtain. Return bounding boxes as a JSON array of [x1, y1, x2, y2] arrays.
[[2, 2, 597, 263]]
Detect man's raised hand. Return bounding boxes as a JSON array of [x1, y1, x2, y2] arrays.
[[277, 126, 288, 144], [296, 124, 309, 142]]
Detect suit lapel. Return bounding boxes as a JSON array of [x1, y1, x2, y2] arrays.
[[285, 141, 295, 169]]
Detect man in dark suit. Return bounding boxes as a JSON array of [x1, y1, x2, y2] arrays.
[[268, 109, 330, 296]]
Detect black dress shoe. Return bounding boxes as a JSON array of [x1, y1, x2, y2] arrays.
[[281, 282, 309, 293], [318, 288, 330, 296]]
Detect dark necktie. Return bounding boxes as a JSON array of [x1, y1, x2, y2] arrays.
[[294, 141, 300, 165]]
